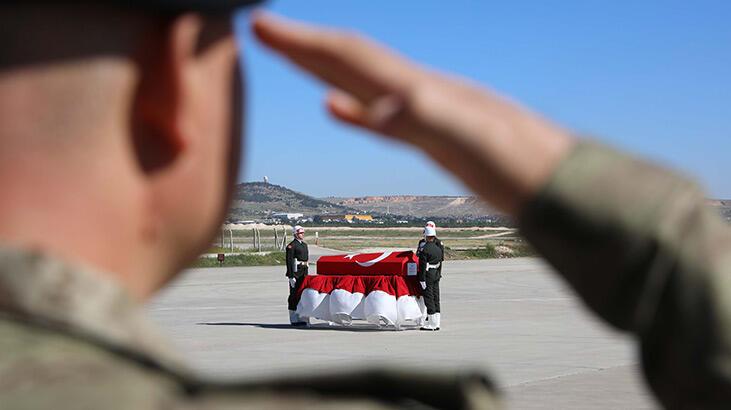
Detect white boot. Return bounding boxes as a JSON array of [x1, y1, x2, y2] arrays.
[[289, 310, 298, 324], [434, 313, 441, 330], [420, 314, 437, 331]]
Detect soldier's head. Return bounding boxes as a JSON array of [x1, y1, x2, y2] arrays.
[[423, 221, 436, 237], [0, 1, 262, 299], [424, 226, 437, 240], [293, 225, 305, 240]]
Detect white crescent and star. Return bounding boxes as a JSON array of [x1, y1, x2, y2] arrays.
[[343, 251, 393, 267]]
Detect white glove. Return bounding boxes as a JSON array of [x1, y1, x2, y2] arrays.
[[420, 281, 426, 290], [289, 277, 297, 288]]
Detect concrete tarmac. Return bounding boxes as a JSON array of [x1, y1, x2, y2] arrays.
[[147, 257, 657, 409]]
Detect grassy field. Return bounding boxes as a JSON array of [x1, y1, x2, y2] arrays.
[[193, 251, 286, 268], [199, 226, 533, 267], [226, 227, 513, 238], [220, 226, 518, 252]]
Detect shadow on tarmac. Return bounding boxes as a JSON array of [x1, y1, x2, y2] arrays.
[[196, 322, 405, 332]]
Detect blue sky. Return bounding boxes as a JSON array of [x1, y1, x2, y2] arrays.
[[235, 0, 731, 198]]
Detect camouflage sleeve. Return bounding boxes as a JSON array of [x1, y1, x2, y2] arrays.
[[519, 141, 731, 408], [190, 368, 499, 410]]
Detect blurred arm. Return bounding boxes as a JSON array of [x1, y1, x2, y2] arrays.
[[519, 141, 731, 407]]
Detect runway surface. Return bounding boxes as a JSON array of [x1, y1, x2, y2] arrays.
[[147, 257, 657, 409]]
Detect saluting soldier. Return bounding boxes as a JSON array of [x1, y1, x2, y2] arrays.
[[7, 2, 731, 407], [418, 226, 444, 331], [286, 225, 309, 326]]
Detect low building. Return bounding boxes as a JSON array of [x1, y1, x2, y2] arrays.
[[346, 214, 373, 222], [319, 214, 375, 223], [272, 212, 304, 221]]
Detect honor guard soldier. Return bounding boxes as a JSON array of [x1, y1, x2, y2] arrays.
[[286, 225, 309, 326], [418, 226, 444, 330], [417, 221, 444, 330], [417, 221, 444, 259]]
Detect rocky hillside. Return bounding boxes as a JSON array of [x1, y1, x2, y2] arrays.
[[229, 182, 731, 222], [229, 182, 353, 219], [323, 195, 496, 218]]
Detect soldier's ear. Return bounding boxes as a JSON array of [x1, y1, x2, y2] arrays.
[[131, 14, 205, 173]]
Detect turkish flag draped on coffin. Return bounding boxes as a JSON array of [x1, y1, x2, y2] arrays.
[[316, 251, 418, 276]]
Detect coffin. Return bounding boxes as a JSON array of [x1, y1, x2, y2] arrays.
[[316, 250, 418, 276]]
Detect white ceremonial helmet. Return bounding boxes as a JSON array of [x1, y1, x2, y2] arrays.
[[424, 221, 436, 236], [293, 225, 305, 235], [424, 226, 437, 237]]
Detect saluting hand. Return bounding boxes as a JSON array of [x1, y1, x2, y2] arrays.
[[252, 12, 574, 214]]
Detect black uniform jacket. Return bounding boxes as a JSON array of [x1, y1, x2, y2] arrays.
[[418, 241, 444, 282], [285, 239, 309, 278], [418, 238, 444, 277], [417, 237, 443, 258]]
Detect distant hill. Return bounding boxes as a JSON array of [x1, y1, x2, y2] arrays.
[[323, 195, 497, 218], [229, 182, 731, 222], [229, 182, 353, 219]]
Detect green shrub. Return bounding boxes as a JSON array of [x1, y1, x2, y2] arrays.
[[461, 243, 498, 259], [192, 251, 286, 268]]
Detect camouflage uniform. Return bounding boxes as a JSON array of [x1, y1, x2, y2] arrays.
[[0, 247, 497, 409], [520, 141, 731, 408]]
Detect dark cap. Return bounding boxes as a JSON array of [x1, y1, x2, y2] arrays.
[[9, 0, 267, 14], [124, 0, 266, 13]]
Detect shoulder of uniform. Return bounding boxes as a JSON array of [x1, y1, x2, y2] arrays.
[[287, 244, 293, 249], [0, 319, 182, 397]]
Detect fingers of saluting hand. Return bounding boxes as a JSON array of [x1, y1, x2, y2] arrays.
[[251, 12, 424, 104], [326, 90, 407, 134]]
